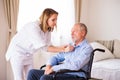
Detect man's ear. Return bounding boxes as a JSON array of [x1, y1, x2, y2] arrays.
[[81, 31, 86, 36]]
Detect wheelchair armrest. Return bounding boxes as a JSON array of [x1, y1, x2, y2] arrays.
[[40, 64, 46, 70], [52, 69, 86, 80], [40, 65, 86, 73], [40, 63, 61, 70], [55, 69, 86, 74]]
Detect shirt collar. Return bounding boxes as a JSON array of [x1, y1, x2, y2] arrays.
[[74, 39, 87, 48]]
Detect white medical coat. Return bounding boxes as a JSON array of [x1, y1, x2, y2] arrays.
[[6, 20, 51, 61]]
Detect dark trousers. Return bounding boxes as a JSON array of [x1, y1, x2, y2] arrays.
[[27, 69, 85, 80]]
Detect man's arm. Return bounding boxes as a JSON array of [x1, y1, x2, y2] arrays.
[[44, 52, 65, 74], [51, 46, 93, 72]]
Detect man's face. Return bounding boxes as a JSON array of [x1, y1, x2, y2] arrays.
[[71, 24, 84, 43]]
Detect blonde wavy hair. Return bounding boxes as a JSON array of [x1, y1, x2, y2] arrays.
[[39, 8, 58, 32]]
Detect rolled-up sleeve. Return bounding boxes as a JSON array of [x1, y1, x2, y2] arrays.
[[46, 52, 65, 66]]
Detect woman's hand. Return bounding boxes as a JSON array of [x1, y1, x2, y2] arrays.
[[59, 45, 67, 52], [64, 45, 74, 52]]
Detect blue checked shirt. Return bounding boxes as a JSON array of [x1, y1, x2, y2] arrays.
[[46, 39, 93, 78]]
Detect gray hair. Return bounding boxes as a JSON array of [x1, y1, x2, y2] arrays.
[[76, 23, 88, 35]]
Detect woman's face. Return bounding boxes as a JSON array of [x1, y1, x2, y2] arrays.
[[47, 14, 58, 28]]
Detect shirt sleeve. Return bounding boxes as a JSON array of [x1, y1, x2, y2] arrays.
[[52, 46, 93, 72], [46, 52, 65, 66]]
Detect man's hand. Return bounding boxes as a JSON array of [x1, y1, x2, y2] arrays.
[[44, 65, 54, 75]]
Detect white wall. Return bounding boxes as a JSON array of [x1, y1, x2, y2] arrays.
[[81, 0, 120, 41]]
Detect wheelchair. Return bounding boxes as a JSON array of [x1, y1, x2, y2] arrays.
[[40, 48, 105, 80]]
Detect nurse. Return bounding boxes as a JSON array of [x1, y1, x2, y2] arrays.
[[5, 8, 74, 80]]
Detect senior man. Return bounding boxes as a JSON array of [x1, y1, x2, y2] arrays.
[[27, 23, 93, 80]]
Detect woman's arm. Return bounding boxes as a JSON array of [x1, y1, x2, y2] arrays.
[[47, 45, 74, 53], [47, 45, 66, 53]]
